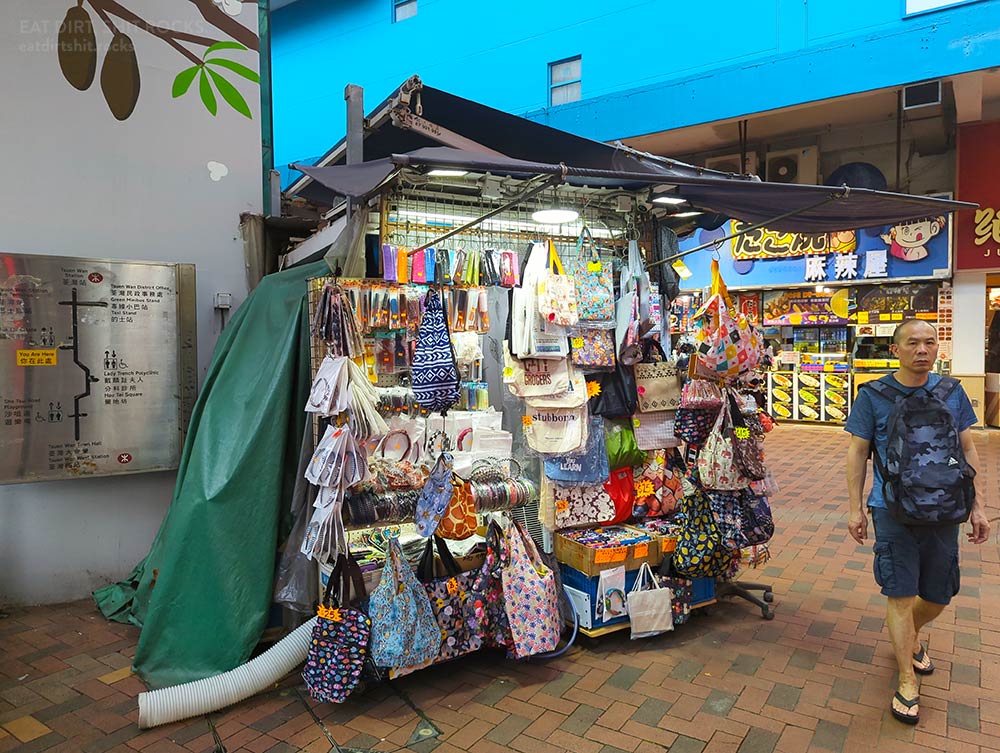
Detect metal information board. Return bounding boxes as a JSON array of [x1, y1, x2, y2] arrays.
[[0, 254, 197, 484]]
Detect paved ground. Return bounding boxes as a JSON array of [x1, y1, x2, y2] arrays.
[[2, 425, 1000, 753]]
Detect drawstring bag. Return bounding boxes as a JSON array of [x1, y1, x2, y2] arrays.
[[302, 553, 371, 704], [415, 453, 456, 537], [627, 563, 674, 639], [369, 538, 442, 670], [502, 521, 562, 658], [567, 227, 615, 324], [412, 291, 460, 413], [537, 240, 580, 327]]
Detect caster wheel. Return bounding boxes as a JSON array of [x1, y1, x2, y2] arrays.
[[762, 607, 775, 620], [763, 591, 774, 603]]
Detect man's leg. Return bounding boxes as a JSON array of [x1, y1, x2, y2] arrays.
[[886, 596, 920, 719], [911, 597, 946, 661]]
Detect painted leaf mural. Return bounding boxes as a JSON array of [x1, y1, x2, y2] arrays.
[[54, 1, 260, 121]]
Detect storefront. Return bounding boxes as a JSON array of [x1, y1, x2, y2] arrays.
[[676, 214, 955, 424]]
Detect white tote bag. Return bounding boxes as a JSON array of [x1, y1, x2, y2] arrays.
[[627, 563, 674, 639], [524, 404, 587, 454]]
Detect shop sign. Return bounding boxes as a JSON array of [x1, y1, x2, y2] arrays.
[[956, 122, 1000, 271], [762, 289, 850, 326], [849, 282, 939, 324], [678, 215, 952, 291], [735, 292, 760, 324], [731, 223, 856, 259]]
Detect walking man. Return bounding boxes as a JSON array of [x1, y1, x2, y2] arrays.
[[845, 319, 989, 724]]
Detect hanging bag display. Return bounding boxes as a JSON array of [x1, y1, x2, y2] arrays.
[[672, 487, 735, 578], [570, 328, 616, 371], [469, 519, 514, 650], [692, 261, 762, 379], [537, 239, 580, 327], [368, 538, 442, 670], [627, 563, 674, 639], [414, 452, 456, 537], [697, 399, 751, 491], [502, 521, 562, 658], [411, 291, 461, 413], [302, 553, 372, 704], [633, 410, 682, 450], [567, 226, 615, 324], [436, 479, 478, 540], [543, 416, 608, 484], [634, 340, 681, 412]]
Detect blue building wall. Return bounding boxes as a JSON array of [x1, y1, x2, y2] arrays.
[[272, 0, 1000, 173]]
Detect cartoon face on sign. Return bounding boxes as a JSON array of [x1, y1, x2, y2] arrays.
[[880, 216, 946, 262]]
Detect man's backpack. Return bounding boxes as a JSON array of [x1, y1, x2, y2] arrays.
[[865, 376, 976, 526]]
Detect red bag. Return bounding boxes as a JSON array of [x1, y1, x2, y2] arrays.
[[602, 468, 634, 524]]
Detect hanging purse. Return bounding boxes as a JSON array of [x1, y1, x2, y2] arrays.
[[302, 553, 371, 704], [537, 239, 580, 327], [411, 290, 460, 413], [567, 226, 615, 324], [502, 521, 562, 659], [634, 340, 681, 412], [368, 538, 442, 670], [627, 563, 674, 639]]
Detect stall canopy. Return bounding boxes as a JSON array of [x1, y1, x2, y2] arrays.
[[293, 146, 972, 234]]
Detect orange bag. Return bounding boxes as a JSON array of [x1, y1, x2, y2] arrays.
[[436, 479, 477, 540]]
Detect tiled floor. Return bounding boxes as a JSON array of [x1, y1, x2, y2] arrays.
[[2, 425, 999, 753]]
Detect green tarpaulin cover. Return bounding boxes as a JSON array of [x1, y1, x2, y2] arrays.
[[94, 261, 326, 688]]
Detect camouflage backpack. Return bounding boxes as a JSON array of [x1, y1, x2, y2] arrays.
[[866, 376, 976, 526]]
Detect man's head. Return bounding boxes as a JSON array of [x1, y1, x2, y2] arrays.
[[891, 319, 939, 374]]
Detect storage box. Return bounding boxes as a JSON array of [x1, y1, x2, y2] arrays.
[[554, 529, 657, 576], [561, 565, 641, 630], [691, 576, 715, 605]]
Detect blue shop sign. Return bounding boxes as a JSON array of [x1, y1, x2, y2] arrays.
[[676, 215, 953, 291]]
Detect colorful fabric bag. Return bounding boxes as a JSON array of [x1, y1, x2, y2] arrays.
[[414, 453, 456, 537], [672, 488, 735, 578], [673, 406, 718, 446], [657, 575, 693, 625], [604, 419, 645, 470], [632, 448, 683, 519], [728, 393, 767, 481], [469, 520, 513, 650], [551, 480, 617, 529], [411, 291, 460, 413], [369, 538, 442, 670], [603, 467, 636, 524], [570, 328, 616, 371], [706, 489, 750, 551], [302, 553, 371, 704], [680, 379, 724, 409], [567, 227, 614, 323], [634, 341, 681, 412], [544, 416, 608, 484], [633, 410, 681, 450], [502, 521, 562, 658], [437, 479, 477, 540], [536, 240, 580, 327], [697, 400, 750, 491], [627, 563, 674, 639], [692, 261, 762, 379], [739, 494, 775, 546]]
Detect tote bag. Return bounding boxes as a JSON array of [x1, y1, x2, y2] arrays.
[[567, 227, 614, 324], [633, 410, 682, 450], [672, 488, 735, 578], [524, 404, 587, 455], [692, 261, 762, 379], [502, 521, 562, 658], [411, 291, 460, 413], [627, 563, 674, 639], [369, 538, 442, 670], [634, 341, 681, 413], [544, 416, 608, 483], [551, 481, 617, 529], [506, 354, 572, 399], [537, 240, 580, 327], [697, 400, 750, 491], [469, 520, 513, 650]]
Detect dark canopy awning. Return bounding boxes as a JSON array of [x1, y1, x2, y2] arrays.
[[291, 146, 973, 233]]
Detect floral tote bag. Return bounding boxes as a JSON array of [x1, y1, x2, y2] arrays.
[[502, 521, 561, 659], [570, 328, 616, 371], [469, 520, 513, 651], [551, 481, 617, 529], [369, 538, 442, 670], [567, 227, 614, 324]]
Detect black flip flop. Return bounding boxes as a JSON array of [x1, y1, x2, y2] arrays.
[[912, 646, 935, 676], [891, 691, 920, 725]]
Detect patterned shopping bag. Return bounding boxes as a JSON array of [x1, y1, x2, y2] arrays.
[[468, 520, 513, 650], [567, 227, 614, 324], [411, 290, 460, 413], [536, 240, 580, 327], [632, 448, 683, 519], [502, 521, 562, 658]]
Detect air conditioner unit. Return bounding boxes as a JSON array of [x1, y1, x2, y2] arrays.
[[765, 146, 819, 185], [705, 152, 758, 176]]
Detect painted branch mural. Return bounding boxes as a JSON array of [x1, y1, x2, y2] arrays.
[[56, 0, 260, 121]]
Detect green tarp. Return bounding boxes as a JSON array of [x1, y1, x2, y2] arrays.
[[94, 261, 326, 688]]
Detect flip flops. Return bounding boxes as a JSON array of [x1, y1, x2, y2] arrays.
[[913, 645, 935, 675], [890, 691, 919, 725]]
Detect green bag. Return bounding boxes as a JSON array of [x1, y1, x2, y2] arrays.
[[604, 419, 645, 471]]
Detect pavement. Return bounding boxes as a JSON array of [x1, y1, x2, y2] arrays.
[[2, 424, 999, 753]]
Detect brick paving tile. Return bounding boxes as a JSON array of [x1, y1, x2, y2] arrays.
[[3, 427, 1000, 753]]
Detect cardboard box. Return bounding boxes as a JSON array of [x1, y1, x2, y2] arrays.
[[554, 529, 657, 577]]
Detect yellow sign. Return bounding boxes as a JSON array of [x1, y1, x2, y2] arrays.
[[16, 349, 57, 367], [731, 221, 857, 259]]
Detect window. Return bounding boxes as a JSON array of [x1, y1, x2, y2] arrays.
[[393, 0, 417, 22], [549, 56, 581, 106]]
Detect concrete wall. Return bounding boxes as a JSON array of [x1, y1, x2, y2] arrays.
[[271, 0, 1000, 170], [0, 0, 262, 605]]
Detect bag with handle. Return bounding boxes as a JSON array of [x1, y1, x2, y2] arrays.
[[634, 340, 681, 412], [587, 358, 638, 418], [627, 563, 674, 639], [632, 448, 684, 519], [302, 553, 372, 704], [537, 239, 580, 327], [437, 479, 477, 540], [524, 404, 588, 455], [411, 290, 460, 412], [615, 240, 651, 366], [692, 260, 762, 379], [604, 418, 645, 470], [706, 489, 750, 551], [550, 480, 617, 529], [510, 243, 569, 360], [544, 416, 608, 484], [369, 538, 442, 670], [673, 406, 719, 446], [502, 521, 562, 658], [680, 379, 724, 409], [570, 328, 616, 371], [633, 410, 682, 450], [727, 392, 767, 481], [468, 519, 513, 650], [672, 487, 736, 578], [739, 494, 775, 546], [697, 399, 750, 491], [505, 352, 572, 398], [414, 452, 456, 537], [567, 226, 614, 324], [603, 467, 635, 524]]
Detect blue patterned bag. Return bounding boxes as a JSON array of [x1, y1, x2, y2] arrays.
[[414, 453, 455, 537], [369, 538, 442, 670], [411, 291, 460, 413], [543, 417, 608, 483]]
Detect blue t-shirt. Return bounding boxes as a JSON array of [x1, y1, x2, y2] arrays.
[[844, 374, 977, 509]]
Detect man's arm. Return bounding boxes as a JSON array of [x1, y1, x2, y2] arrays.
[[846, 434, 871, 544], [960, 428, 990, 544]]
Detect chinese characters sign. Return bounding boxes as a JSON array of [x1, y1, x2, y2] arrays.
[[731, 223, 857, 259], [0, 254, 197, 484], [956, 122, 1000, 270]]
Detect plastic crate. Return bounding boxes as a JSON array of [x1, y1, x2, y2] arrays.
[[691, 576, 715, 605], [560, 564, 641, 630]]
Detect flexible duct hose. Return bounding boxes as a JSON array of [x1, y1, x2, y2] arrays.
[[137, 617, 317, 729]]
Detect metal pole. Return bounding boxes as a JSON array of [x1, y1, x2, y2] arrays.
[[345, 85, 364, 166], [646, 194, 842, 270], [408, 175, 563, 255]]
